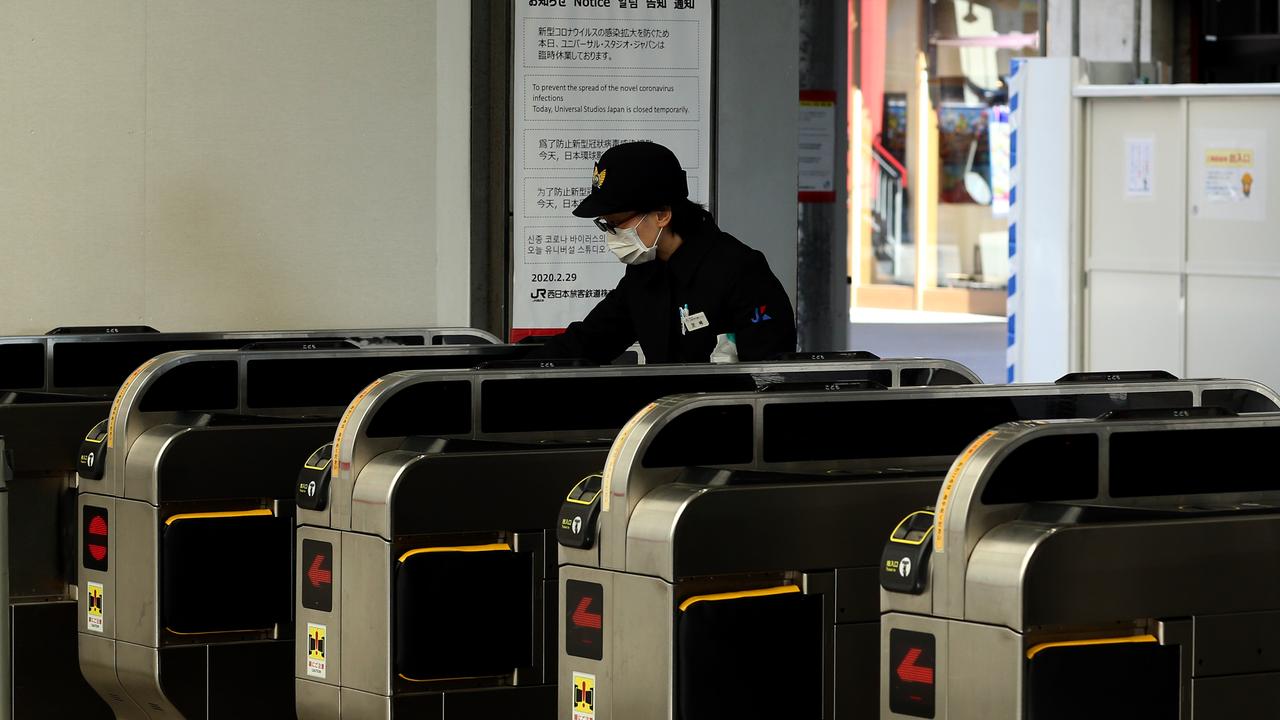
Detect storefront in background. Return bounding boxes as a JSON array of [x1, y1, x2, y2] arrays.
[[850, 0, 1039, 316]]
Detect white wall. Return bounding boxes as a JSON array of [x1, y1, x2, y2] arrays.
[[0, 0, 469, 336], [1047, 0, 1153, 62]]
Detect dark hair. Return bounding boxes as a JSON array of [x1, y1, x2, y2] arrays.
[[640, 197, 714, 238]]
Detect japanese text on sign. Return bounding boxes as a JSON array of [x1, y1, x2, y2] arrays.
[[511, 0, 712, 340]]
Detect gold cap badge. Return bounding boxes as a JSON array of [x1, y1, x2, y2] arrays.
[[592, 165, 607, 190]]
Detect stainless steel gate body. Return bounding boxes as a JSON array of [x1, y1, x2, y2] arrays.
[[75, 340, 521, 720], [882, 409, 1280, 719], [556, 376, 1280, 720], [294, 356, 982, 719], [0, 327, 486, 720]]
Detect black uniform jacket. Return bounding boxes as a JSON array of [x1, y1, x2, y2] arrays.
[[534, 218, 797, 364]]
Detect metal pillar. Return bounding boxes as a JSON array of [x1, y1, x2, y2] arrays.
[[797, 0, 850, 352], [471, 0, 513, 338]]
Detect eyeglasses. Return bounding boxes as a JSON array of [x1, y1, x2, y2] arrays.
[[593, 213, 640, 233]]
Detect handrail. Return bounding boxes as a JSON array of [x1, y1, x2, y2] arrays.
[[872, 140, 908, 188]]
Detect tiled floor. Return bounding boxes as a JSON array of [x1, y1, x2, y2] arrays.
[[848, 307, 1006, 384]]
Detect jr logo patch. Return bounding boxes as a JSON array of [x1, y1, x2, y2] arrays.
[[751, 305, 772, 323]]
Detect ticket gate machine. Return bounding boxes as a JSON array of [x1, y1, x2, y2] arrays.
[[556, 375, 1280, 720], [880, 411, 1280, 719], [294, 355, 981, 719], [0, 327, 491, 720], [75, 342, 526, 720]]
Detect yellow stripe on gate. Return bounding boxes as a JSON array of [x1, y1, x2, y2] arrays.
[[164, 509, 272, 526], [1025, 634, 1158, 660], [332, 378, 384, 480], [106, 356, 163, 449], [397, 543, 512, 564], [678, 585, 800, 612], [934, 430, 998, 553]]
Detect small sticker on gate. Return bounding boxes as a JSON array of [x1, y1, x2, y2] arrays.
[[87, 582, 104, 632], [306, 623, 327, 678], [571, 672, 596, 720]]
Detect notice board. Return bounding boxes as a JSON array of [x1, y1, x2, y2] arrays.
[[511, 0, 713, 341]]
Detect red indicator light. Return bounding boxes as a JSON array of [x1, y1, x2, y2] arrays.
[[87, 514, 108, 562], [301, 539, 333, 612], [565, 580, 603, 660], [83, 507, 110, 571], [307, 554, 332, 588], [571, 596, 603, 630], [896, 647, 935, 685], [890, 629, 936, 717]]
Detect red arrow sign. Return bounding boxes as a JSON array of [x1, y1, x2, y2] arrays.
[[896, 647, 934, 685], [307, 554, 332, 588], [571, 596, 602, 630]]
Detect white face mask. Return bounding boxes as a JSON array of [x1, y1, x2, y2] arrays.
[[606, 214, 662, 265]]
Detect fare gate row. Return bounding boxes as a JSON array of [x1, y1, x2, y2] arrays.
[[0, 326, 497, 720], [293, 355, 979, 719], [73, 341, 527, 720], [555, 374, 1280, 720], [80, 345, 975, 719], [882, 411, 1280, 719]]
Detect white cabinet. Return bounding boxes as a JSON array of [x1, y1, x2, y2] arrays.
[[1084, 92, 1280, 391]]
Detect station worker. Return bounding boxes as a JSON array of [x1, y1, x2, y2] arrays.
[[533, 141, 797, 364]]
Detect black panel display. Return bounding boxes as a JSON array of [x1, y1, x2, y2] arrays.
[[1202, 388, 1280, 413], [0, 343, 45, 390], [981, 434, 1099, 504], [480, 374, 759, 434], [899, 367, 976, 386], [246, 352, 506, 409], [762, 391, 1191, 463], [52, 335, 429, 390], [642, 404, 754, 468], [364, 381, 473, 438], [888, 629, 936, 718], [54, 339, 247, 390], [137, 361, 239, 412], [1110, 425, 1280, 498]]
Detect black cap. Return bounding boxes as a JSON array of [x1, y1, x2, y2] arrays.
[[572, 141, 689, 218]]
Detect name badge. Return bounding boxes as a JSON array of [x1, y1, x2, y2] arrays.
[[683, 311, 710, 333]]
